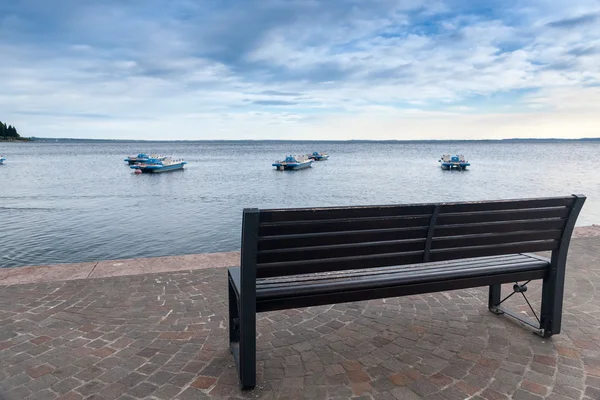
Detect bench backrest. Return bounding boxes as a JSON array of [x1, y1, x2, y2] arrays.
[[241, 195, 585, 279]]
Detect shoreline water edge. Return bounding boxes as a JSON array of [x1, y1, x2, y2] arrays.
[[1, 225, 599, 286]]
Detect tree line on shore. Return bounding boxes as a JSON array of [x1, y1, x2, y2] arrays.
[[1, 120, 21, 139]]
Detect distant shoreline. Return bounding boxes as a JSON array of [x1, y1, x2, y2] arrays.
[[15, 137, 600, 144], [0, 138, 30, 142]]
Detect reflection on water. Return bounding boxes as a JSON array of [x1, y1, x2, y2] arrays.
[[1, 141, 598, 268]]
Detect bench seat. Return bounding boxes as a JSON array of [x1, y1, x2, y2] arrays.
[[228, 253, 549, 312]]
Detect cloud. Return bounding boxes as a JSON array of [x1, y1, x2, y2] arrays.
[[546, 12, 600, 28], [251, 100, 298, 106], [15, 111, 114, 119], [0, 0, 599, 139], [568, 45, 599, 56], [258, 90, 303, 96]]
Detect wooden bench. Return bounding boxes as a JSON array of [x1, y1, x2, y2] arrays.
[[228, 195, 585, 389]]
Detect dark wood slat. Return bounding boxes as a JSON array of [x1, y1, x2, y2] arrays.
[[259, 204, 435, 223], [436, 207, 569, 225], [439, 197, 575, 214], [256, 256, 547, 290], [434, 219, 566, 237], [257, 238, 426, 264], [256, 269, 547, 312], [257, 254, 543, 287], [259, 215, 431, 236], [258, 227, 428, 251], [256, 251, 424, 278], [430, 240, 558, 262], [432, 230, 563, 250], [257, 261, 547, 298], [259, 197, 575, 224]]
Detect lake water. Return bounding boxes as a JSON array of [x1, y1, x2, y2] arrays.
[[1, 141, 598, 268]]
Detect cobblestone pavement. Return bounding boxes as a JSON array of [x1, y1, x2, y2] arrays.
[[1, 238, 600, 400]]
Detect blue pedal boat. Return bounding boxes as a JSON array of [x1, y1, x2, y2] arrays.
[[130, 157, 187, 173], [272, 155, 313, 171], [124, 153, 166, 165], [0, 156, 5, 165], [439, 154, 470, 170], [308, 151, 329, 161]]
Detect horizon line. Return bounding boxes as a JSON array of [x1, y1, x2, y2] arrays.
[[21, 137, 600, 143]]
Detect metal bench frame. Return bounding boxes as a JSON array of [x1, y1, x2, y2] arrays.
[[228, 195, 585, 389]]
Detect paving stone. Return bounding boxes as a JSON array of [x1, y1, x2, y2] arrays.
[[136, 347, 160, 358], [391, 386, 423, 400], [29, 389, 58, 400], [27, 364, 54, 378], [513, 389, 544, 400], [389, 372, 412, 386], [153, 383, 182, 400], [97, 366, 129, 383], [552, 384, 582, 399], [584, 386, 600, 399], [27, 373, 60, 392], [176, 387, 210, 400], [75, 366, 105, 382], [98, 382, 127, 399], [52, 377, 83, 394], [75, 380, 105, 396], [371, 376, 396, 392], [481, 388, 510, 400], [5, 385, 33, 399], [126, 381, 158, 398], [117, 372, 146, 387], [56, 392, 84, 400], [168, 372, 195, 388], [521, 380, 548, 396], [408, 378, 439, 397], [190, 375, 217, 389]]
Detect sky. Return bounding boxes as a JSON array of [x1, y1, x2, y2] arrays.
[[1, 0, 599, 140]]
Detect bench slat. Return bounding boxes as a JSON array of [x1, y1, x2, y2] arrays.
[[257, 261, 548, 299], [255, 254, 546, 288], [432, 230, 563, 249], [430, 240, 558, 261], [259, 215, 431, 236], [257, 251, 424, 278], [258, 227, 428, 251], [436, 207, 570, 225], [257, 196, 575, 223], [259, 204, 435, 223], [257, 238, 426, 263], [434, 219, 566, 236], [439, 196, 574, 214]]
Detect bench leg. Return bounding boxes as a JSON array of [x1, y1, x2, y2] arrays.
[[238, 302, 256, 389], [228, 279, 256, 389], [540, 272, 564, 338], [228, 279, 239, 345], [488, 284, 502, 313]]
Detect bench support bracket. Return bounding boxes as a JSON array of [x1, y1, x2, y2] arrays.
[[489, 280, 547, 337]]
